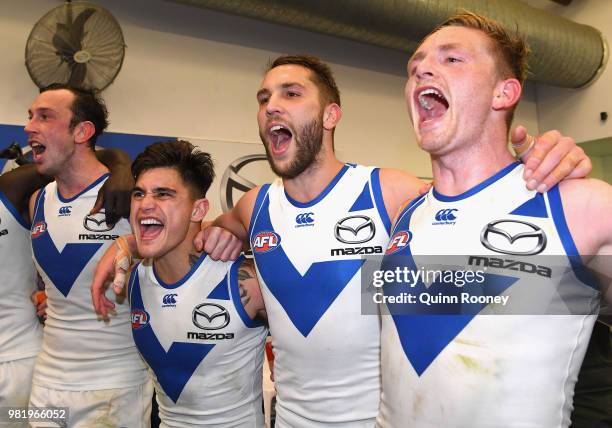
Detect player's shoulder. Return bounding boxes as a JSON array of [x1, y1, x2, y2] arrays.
[[557, 177, 611, 209], [557, 178, 612, 253]]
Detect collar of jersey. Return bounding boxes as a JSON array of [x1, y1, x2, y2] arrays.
[[284, 163, 350, 208], [153, 252, 208, 289], [56, 172, 110, 203], [432, 161, 520, 203]]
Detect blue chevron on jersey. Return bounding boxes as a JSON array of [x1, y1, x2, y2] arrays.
[[382, 193, 518, 375], [207, 274, 230, 300], [258, 247, 363, 337], [252, 195, 363, 336], [382, 253, 518, 374], [510, 192, 549, 218], [31, 190, 101, 297], [130, 273, 214, 403], [349, 182, 374, 212]]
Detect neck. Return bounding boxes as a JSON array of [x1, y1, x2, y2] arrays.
[[153, 224, 201, 285], [283, 139, 344, 203], [430, 127, 516, 196], [55, 149, 108, 199]]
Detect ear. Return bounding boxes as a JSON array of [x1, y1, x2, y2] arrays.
[[492, 78, 522, 111], [322, 103, 342, 131], [190, 198, 209, 223], [73, 121, 96, 145]]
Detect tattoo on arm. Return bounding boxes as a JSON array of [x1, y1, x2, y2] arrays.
[[238, 268, 253, 307], [237, 258, 267, 323]]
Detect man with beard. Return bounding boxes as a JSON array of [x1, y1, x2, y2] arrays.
[[93, 55, 590, 426], [377, 13, 611, 427]]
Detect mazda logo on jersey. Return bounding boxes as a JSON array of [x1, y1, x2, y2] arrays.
[[131, 309, 150, 329], [83, 211, 113, 232], [252, 231, 281, 253], [480, 219, 547, 256], [31, 221, 47, 238], [386, 230, 412, 254], [334, 215, 375, 244], [192, 303, 230, 330]]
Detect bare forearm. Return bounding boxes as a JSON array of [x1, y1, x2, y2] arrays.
[[0, 164, 51, 212]]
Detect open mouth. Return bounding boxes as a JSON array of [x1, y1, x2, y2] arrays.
[[268, 124, 293, 156], [139, 217, 164, 241], [29, 141, 46, 160], [415, 87, 449, 125]]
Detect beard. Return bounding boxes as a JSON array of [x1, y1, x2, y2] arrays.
[[260, 115, 324, 179]]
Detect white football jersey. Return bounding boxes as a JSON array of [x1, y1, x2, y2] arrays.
[[249, 164, 390, 426], [129, 254, 268, 427], [377, 163, 600, 428], [30, 176, 148, 390], [0, 191, 41, 363]]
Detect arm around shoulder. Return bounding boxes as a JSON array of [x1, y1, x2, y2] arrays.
[[211, 185, 261, 243], [0, 165, 50, 215], [378, 168, 425, 224]]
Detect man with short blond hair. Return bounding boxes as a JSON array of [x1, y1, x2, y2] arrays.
[[378, 12, 612, 427]]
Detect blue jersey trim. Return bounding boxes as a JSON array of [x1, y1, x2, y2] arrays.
[[248, 184, 271, 239], [57, 173, 110, 203], [0, 190, 30, 229], [432, 162, 520, 202], [370, 168, 392, 234], [32, 187, 46, 221], [391, 194, 427, 235], [127, 261, 142, 305], [229, 255, 264, 329], [153, 253, 209, 290], [284, 164, 349, 208], [547, 186, 598, 290]]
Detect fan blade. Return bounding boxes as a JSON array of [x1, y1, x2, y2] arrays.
[[68, 63, 87, 87], [53, 24, 78, 57], [71, 9, 96, 48]]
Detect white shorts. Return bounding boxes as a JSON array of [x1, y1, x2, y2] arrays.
[[0, 356, 37, 428], [28, 380, 153, 428]]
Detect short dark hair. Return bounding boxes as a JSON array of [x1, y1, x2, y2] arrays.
[[131, 140, 215, 199], [268, 54, 341, 107], [40, 83, 109, 147]]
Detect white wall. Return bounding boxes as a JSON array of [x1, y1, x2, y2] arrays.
[[0, 0, 541, 179]]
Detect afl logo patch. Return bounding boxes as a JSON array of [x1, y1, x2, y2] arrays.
[[31, 221, 47, 238], [252, 231, 281, 253], [131, 309, 150, 329], [386, 231, 412, 254]]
